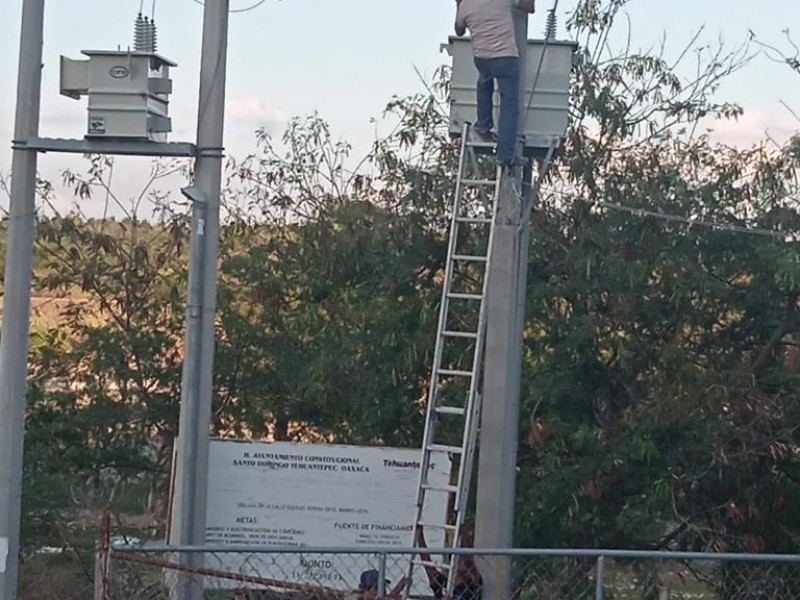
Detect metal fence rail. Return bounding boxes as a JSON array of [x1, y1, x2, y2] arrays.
[[100, 545, 800, 600]]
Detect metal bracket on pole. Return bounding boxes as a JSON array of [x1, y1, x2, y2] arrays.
[[12, 136, 198, 157], [196, 146, 225, 158]]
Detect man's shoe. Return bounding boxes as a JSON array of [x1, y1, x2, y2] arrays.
[[471, 127, 496, 143], [498, 156, 527, 170]]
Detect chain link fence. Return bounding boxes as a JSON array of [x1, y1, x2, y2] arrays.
[[97, 545, 800, 599]]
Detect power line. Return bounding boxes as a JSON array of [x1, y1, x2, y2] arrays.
[[190, 0, 270, 14], [596, 200, 793, 238], [523, 0, 560, 124], [542, 187, 796, 239]]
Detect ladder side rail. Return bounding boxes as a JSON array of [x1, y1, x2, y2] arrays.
[[414, 121, 471, 506], [405, 123, 473, 598], [444, 167, 503, 596], [452, 167, 502, 516], [417, 121, 472, 501]]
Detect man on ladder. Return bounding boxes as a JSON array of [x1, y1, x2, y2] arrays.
[[416, 528, 483, 600], [406, 4, 541, 597], [454, 0, 536, 169]]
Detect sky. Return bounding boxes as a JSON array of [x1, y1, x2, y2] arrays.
[[1, 0, 799, 216]]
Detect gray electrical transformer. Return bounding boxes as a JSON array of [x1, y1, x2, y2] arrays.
[[60, 50, 176, 141]]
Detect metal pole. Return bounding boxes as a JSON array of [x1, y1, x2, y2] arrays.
[[168, 189, 207, 599], [473, 7, 530, 599], [594, 556, 606, 600], [0, 0, 45, 598], [168, 0, 229, 598], [93, 543, 101, 600], [378, 553, 387, 597]]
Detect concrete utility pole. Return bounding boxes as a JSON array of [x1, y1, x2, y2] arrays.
[[168, 0, 230, 597], [474, 7, 531, 599], [0, 0, 45, 598]]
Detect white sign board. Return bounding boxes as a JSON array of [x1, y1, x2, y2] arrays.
[[205, 440, 451, 594]]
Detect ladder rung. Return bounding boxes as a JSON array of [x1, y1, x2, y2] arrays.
[[456, 216, 492, 224], [447, 292, 483, 300], [422, 483, 459, 494], [437, 368, 472, 377], [466, 140, 495, 149], [461, 178, 496, 187], [452, 254, 489, 262], [417, 522, 457, 531], [442, 330, 478, 339], [412, 558, 449, 569], [435, 406, 466, 416], [427, 444, 464, 454]]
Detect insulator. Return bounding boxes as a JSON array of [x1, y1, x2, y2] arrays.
[[134, 13, 148, 51], [133, 16, 157, 53], [143, 16, 151, 52], [145, 17, 154, 53], [148, 19, 158, 53], [545, 9, 557, 40]]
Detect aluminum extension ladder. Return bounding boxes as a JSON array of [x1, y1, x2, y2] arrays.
[[404, 123, 501, 599]]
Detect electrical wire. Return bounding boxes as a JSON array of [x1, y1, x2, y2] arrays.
[[541, 187, 797, 239], [594, 200, 795, 239], [190, 0, 267, 130], [190, 0, 270, 14], [522, 0, 560, 125]]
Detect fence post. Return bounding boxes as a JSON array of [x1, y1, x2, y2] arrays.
[[105, 549, 114, 600], [93, 542, 102, 600], [378, 552, 387, 597], [95, 513, 112, 600], [594, 555, 605, 600]]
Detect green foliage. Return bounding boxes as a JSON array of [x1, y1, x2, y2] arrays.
[[514, 0, 800, 552]]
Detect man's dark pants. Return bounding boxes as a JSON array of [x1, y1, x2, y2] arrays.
[[473, 55, 520, 166]]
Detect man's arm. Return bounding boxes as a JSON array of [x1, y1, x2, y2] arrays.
[[513, 0, 535, 13], [416, 528, 443, 587], [454, 0, 467, 36], [385, 577, 408, 599]]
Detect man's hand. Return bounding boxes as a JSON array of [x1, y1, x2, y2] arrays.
[[454, 0, 466, 36], [514, 0, 535, 13], [385, 577, 409, 599]]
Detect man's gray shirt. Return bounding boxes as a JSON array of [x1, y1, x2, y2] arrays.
[[455, 0, 518, 59]]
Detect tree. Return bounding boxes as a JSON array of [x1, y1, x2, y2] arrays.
[[213, 112, 452, 444], [513, 0, 800, 555], [23, 158, 190, 547]]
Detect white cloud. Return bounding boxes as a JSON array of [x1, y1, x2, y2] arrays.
[[703, 108, 799, 148], [225, 96, 287, 128]]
